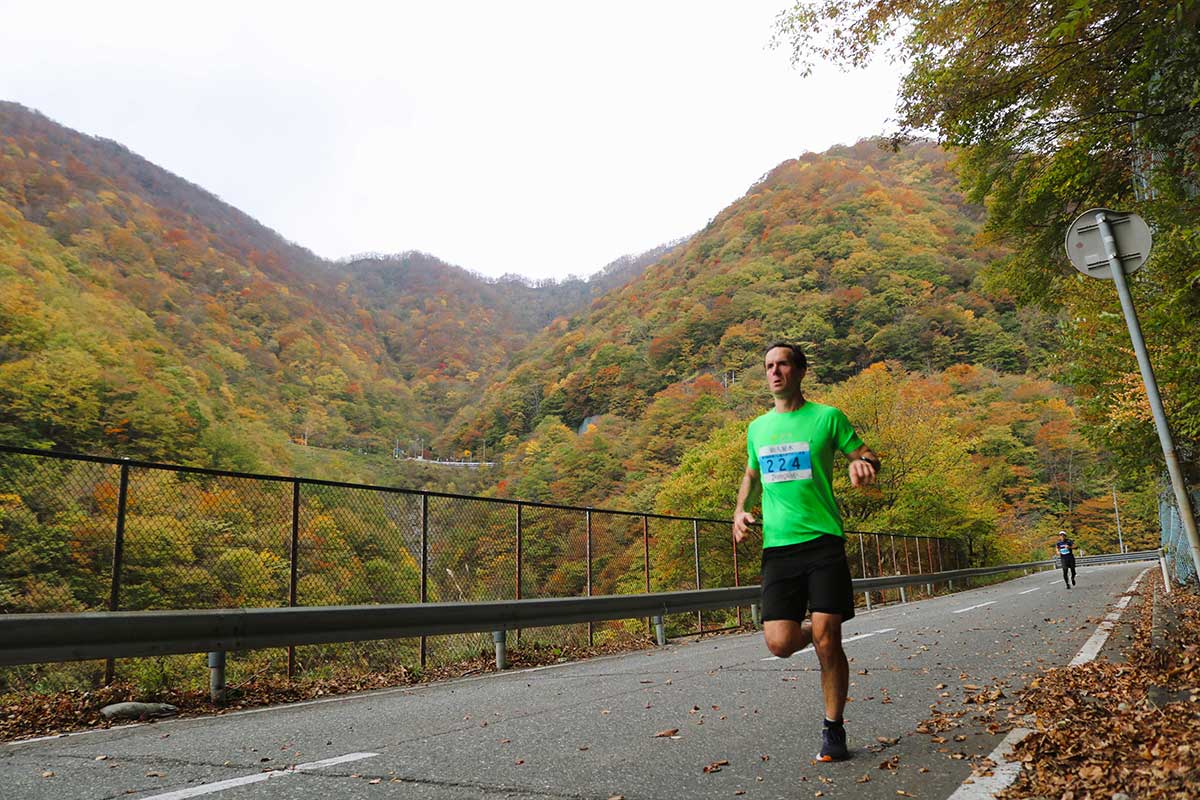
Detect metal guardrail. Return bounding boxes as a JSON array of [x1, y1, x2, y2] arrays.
[[0, 550, 1161, 671], [1060, 550, 1162, 567]]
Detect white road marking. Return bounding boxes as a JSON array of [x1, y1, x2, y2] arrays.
[[1018, 587, 1040, 595], [872, 627, 896, 634], [1069, 571, 1147, 667], [137, 752, 379, 800], [943, 727, 1032, 800], [952, 601, 997, 614], [841, 632, 876, 645], [944, 568, 1149, 799], [761, 631, 876, 659]]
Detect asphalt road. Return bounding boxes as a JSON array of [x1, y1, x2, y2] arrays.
[[1, 562, 1148, 800]]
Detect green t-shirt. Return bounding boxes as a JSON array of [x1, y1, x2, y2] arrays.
[[746, 401, 864, 548]]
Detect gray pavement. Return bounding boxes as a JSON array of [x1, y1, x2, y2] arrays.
[[1, 562, 1149, 800]]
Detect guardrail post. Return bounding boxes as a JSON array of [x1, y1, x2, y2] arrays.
[[208, 650, 226, 703], [104, 460, 131, 686], [420, 493, 429, 668], [899, 586, 907, 604], [692, 520, 702, 633], [288, 479, 300, 679], [493, 630, 507, 669], [586, 510, 593, 647], [750, 603, 761, 628], [1159, 549, 1172, 594], [652, 615, 666, 646]]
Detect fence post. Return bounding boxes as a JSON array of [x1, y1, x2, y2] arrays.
[[693, 519, 702, 633], [643, 515, 651, 634], [731, 523, 742, 627], [586, 509, 593, 647], [515, 502, 523, 644], [859, 534, 871, 611], [420, 493, 428, 668], [926, 537, 936, 594], [287, 480, 300, 679], [104, 460, 131, 686], [874, 534, 885, 605], [890, 534, 900, 573]]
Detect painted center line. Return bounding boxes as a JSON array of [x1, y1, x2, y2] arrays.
[[1018, 587, 1040, 595], [872, 627, 896, 634], [952, 600, 997, 614], [138, 752, 379, 800]]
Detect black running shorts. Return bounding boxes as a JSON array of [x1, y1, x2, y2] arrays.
[[760, 534, 855, 623]]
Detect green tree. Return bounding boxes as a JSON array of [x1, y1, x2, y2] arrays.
[[775, 0, 1200, 480]]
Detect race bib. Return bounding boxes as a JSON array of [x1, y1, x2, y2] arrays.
[[1058, 543, 1071, 555], [758, 441, 812, 483]]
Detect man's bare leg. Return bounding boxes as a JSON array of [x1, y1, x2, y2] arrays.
[[811, 612, 848, 721], [763, 618, 813, 658]]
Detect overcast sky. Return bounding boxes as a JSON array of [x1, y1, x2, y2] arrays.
[[1, 1, 902, 281]]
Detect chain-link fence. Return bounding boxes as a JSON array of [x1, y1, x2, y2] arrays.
[[1159, 487, 1199, 587], [0, 445, 963, 692]]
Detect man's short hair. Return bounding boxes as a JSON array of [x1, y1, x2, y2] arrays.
[[764, 341, 807, 371]]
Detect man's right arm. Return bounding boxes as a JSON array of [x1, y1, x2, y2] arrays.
[[732, 466, 760, 543]]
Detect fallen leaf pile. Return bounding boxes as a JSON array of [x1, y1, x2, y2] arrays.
[[998, 575, 1200, 799], [2, 631, 657, 741]]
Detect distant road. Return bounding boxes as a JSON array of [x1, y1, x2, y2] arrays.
[[2, 563, 1146, 800]]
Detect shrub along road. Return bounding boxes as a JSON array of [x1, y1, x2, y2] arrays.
[[1, 562, 1149, 800]]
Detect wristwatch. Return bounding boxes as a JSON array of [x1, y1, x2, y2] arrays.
[[859, 455, 881, 471]]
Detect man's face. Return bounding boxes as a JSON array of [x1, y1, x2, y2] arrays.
[[764, 347, 804, 397]]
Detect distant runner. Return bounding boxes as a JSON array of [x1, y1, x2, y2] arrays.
[[732, 342, 880, 762], [1056, 531, 1077, 588]]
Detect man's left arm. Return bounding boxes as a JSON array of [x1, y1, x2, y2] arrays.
[[847, 444, 880, 488]]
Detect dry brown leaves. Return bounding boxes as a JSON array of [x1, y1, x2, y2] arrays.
[[998, 577, 1200, 800]]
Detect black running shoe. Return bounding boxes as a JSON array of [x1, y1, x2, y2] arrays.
[[816, 723, 849, 762]]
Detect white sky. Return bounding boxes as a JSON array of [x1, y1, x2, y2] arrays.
[[0, 1, 902, 280]]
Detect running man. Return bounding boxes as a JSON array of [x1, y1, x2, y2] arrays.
[[732, 342, 880, 762], [1056, 531, 1077, 588]]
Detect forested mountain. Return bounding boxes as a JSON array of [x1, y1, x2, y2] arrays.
[[0, 102, 667, 474], [442, 141, 1153, 559], [0, 102, 1152, 560]]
